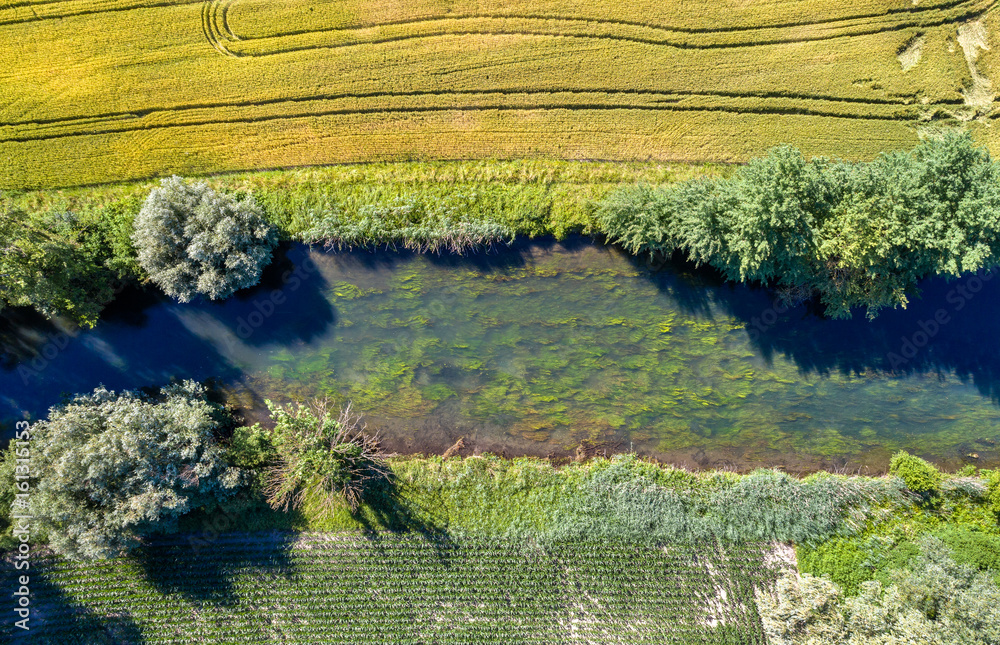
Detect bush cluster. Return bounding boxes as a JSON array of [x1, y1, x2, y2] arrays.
[[598, 131, 1000, 318], [26, 381, 243, 559], [759, 537, 1000, 645], [250, 400, 391, 515], [133, 176, 278, 302]]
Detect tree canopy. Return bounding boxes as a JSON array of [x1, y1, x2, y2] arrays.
[[598, 131, 1000, 318], [29, 380, 243, 559], [133, 176, 277, 302]]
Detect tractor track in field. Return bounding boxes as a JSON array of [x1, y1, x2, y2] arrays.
[[200, 0, 994, 58], [0, 0, 201, 26], [0, 87, 957, 129], [0, 89, 956, 145], [200, 0, 235, 56]]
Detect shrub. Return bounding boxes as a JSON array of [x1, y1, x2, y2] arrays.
[[986, 469, 1000, 518], [889, 451, 942, 500], [133, 176, 277, 302], [934, 526, 1000, 579], [29, 381, 243, 559], [227, 424, 276, 470], [759, 537, 1000, 644], [263, 400, 390, 515]]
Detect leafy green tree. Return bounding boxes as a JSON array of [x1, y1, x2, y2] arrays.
[[598, 130, 1000, 319], [0, 209, 117, 326], [713, 146, 843, 288], [29, 381, 243, 560], [133, 176, 278, 302]]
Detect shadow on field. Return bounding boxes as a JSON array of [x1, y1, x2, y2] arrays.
[[0, 556, 146, 644], [352, 476, 456, 561], [134, 494, 302, 606]]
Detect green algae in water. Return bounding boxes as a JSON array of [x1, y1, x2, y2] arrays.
[[228, 242, 1000, 471]]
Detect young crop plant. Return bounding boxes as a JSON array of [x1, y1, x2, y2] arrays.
[[133, 176, 278, 302], [262, 400, 391, 514]]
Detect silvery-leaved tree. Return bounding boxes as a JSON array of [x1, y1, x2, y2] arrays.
[[29, 380, 243, 560], [133, 176, 278, 302]]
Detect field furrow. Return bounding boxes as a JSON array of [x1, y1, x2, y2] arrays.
[[212, 0, 995, 56], [1, 0, 998, 188]]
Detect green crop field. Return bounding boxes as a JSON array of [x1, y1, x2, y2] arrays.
[[2, 0, 998, 189], [1, 534, 776, 644]]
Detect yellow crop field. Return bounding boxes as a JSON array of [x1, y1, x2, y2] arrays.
[[1, 0, 998, 188]]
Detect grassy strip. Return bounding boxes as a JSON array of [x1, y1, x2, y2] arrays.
[[175, 454, 1000, 594], [4, 159, 726, 239], [180, 454, 906, 544]]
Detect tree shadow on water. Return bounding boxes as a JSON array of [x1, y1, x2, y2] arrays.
[[628, 247, 1000, 404], [204, 242, 338, 348]]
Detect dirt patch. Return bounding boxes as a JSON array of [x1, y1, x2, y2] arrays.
[[957, 18, 994, 116], [897, 34, 925, 72]]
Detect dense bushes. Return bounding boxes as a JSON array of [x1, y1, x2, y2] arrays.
[[598, 131, 1000, 318], [28, 381, 243, 559], [133, 176, 277, 302], [760, 537, 1000, 645], [240, 400, 391, 515]]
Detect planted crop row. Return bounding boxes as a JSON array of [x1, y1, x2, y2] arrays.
[[1, 535, 776, 644]]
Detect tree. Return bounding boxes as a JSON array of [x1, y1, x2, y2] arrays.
[[133, 176, 278, 302], [597, 130, 1000, 319], [29, 381, 243, 559], [0, 209, 117, 327]]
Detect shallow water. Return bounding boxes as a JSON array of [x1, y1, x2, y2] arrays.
[[2, 239, 999, 472]]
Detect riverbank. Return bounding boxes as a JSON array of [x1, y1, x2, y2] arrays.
[[3, 158, 726, 242], [1, 453, 997, 642]]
